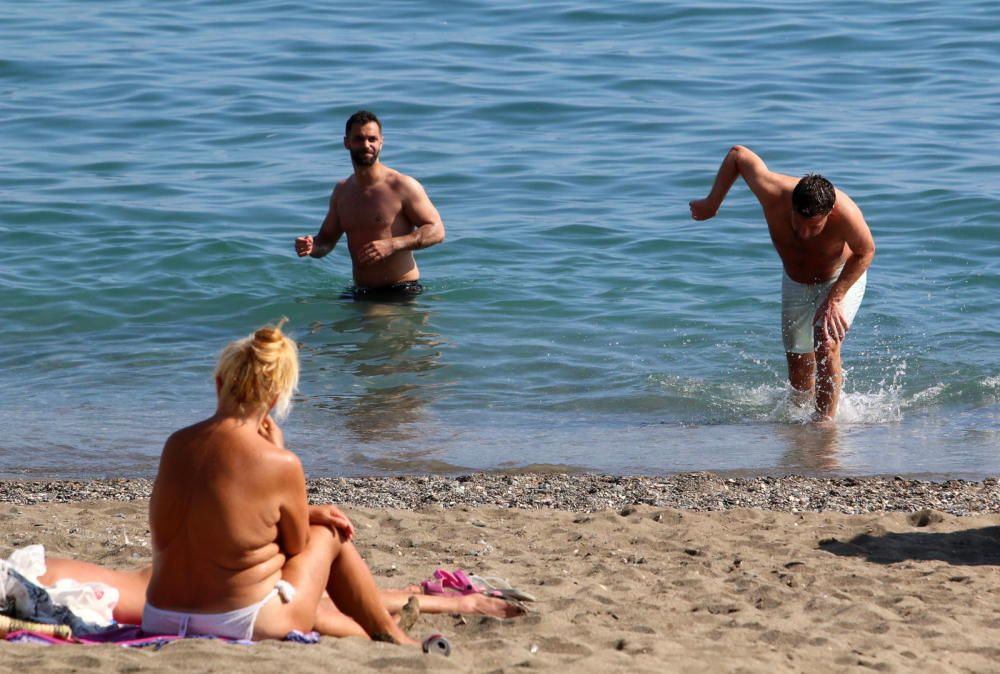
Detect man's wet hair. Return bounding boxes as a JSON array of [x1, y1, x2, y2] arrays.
[[792, 174, 836, 217], [345, 110, 382, 136]]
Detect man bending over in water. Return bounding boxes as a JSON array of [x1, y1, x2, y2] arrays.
[[689, 146, 875, 421], [294, 110, 445, 300]]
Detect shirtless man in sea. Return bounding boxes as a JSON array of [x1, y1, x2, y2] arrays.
[[295, 110, 445, 299], [689, 146, 876, 421]]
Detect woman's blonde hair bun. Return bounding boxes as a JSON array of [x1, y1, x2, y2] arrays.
[[215, 318, 300, 419], [253, 317, 288, 346]]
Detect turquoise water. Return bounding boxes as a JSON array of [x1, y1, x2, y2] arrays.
[[2, 1, 998, 479]]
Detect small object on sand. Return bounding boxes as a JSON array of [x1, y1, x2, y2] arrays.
[[0, 615, 72, 640], [398, 595, 420, 632], [422, 633, 451, 656]]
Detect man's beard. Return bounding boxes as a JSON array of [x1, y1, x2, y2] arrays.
[[351, 148, 379, 166]]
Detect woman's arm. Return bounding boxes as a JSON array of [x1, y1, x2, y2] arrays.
[[274, 452, 310, 556]]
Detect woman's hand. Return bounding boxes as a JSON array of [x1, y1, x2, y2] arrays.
[[258, 415, 285, 448], [309, 504, 355, 542]]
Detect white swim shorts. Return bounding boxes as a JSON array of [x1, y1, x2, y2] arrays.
[[780, 270, 867, 354]]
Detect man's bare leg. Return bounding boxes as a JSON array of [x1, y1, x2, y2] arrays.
[[814, 337, 843, 421], [40, 559, 149, 625], [786, 352, 816, 406], [379, 589, 525, 619]]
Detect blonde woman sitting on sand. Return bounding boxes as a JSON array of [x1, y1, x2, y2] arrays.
[[142, 325, 417, 644], [144, 320, 418, 643], [40, 322, 522, 639]]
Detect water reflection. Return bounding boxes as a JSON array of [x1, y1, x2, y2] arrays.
[[777, 423, 842, 473], [305, 298, 446, 443]]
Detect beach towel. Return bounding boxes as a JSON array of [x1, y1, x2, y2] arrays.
[[4, 625, 320, 648]]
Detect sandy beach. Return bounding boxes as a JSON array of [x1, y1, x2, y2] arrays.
[[3, 473, 1000, 673]]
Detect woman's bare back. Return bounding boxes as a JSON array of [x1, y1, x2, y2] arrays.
[[146, 417, 300, 612]]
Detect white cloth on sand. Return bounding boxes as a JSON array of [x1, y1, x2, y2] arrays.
[[1, 544, 118, 627]]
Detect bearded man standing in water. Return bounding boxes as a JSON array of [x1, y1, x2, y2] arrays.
[[689, 146, 875, 421], [294, 110, 445, 300]]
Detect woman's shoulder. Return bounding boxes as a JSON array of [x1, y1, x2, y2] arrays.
[[238, 435, 305, 489], [259, 440, 303, 471]]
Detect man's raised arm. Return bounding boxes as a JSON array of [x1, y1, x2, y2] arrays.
[[689, 145, 782, 220], [294, 186, 344, 259]]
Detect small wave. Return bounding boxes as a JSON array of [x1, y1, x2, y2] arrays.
[[910, 383, 948, 405], [765, 386, 903, 425], [653, 375, 906, 425], [835, 389, 904, 424]]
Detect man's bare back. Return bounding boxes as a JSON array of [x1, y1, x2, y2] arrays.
[[690, 147, 873, 286], [754, 175, 865, 284], [295, 112, 444, 291]]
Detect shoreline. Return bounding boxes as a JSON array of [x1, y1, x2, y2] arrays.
[[2, 472, 999, 515]]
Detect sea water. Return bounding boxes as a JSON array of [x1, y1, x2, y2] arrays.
[[1, 1, 997, 479]]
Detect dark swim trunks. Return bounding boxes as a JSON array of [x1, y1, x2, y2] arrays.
[[342, 280, 424, 301]]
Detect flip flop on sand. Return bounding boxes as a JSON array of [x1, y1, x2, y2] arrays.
[[419, 568, 469, 596], [465, 573, 537, 603], [420, 568, 536, 603]]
